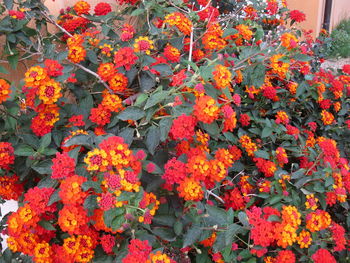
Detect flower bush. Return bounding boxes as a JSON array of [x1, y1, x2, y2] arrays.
[[0, 0, 350, 262]]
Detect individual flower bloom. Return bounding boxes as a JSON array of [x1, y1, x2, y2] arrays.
[[74, 1, 90, 15], [164, 12, 193, 36], [94, 126, 106, 136], [59, 175, 88, 206], [0, 173, 23, 200], [162, 158, 187, 189], [67, 35, 85, 47], [239, 135, 257, 157], [326, 191, 337, 206], [281, 33, 298, 50], [89, 105, 111, 126], [193, 95, 219, 124], [275, 250, 295, 263], [133, 36, 154, 55], [75, 248, 95, 263], [192, 49, 205, 61], [24, 187, 56, 214], [330, 222, 346, 251], [120, 23, 135, 41], [34, 242, 53, 262], [68, 45, 86, 63], [108, 73, 128, 93], [321, 110, 334, 125], [51, 152, 76, 179], [202, 23, 226, 50], [186, 154, 210, 181], [117, 0, 140, 5], [44, 59, 63, 77], [122, 239, 152, 263], [94, 2, 112, 16], [262, 85, 278, 100], [97, 192, 115, 211], [228, 145, 242, 161], [305, 194, 319, 210], [311, 248, 336, 263], [221, 105, 237, 132], [114, 47, 138, 70], [99, 43, 114, 57], [84, 148, 109, 172], [0, 79, 11, 103], [9, 10, 25, 20], [276, 147, 288, 167], [290, 10, 306, 23], [308, 121, 317, 131], [38, 79, 62, 104], [101, 92, 124, 112], [235, 24, 253, 41], [239, 113, 250, 127], [270, 54, 290, 78], [97, 63, 117, 82], [254, 158, 277, 177], [67, 73, 77, 83], [170, 69, 187, 86], [319, 99, 332, 109], [333, 101, 341, 112], [330, 79, 344, 99], [24, 66, 48, 88], [306, 210, 331, 232], [287, 82, 298, 95], [213, 64, 232, 89], [68, 114, 85, 127], [232, 93, 241, 106], [177, 177, 204, 201], [0, 142, 15, 170], [31, 104, 60, 136], [198, 5, 219, 22], [208, 159, 227, 184], [58, 205, 89, 235], [169, 114, 197, 140], [223, 187, 246, 210], [275, 111, 289, 125], [148, 251, 172, 263], [163, 44, 180, 63], [100, 234, 115, 254], [286, 124, 300, 139], [296, 230, 312, 248]]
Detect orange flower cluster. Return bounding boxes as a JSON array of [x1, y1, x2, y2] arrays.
[[0, 142, 15, 170], [321, 109, 334, 125], [0, 173, 23, 200], [202, 23, 227, 50], [239, 135, 258, 156], [74, 1, 90, 15], [213, 64, 232, 89], [164, 44, 181, 63], [281, 33, 298, 50], [306, 209, 331, 232], [276, 147, 288, 167], [193, 95, 219, 124], [305, 194, 319, 210], [233, 24, 253, 45], [0, 78, 11, 103], [164, 12, 193, 35], [97, 63, 117, 81], [134, 36, 154, 55], [68, 34, 86, 63], [270, 54, 289, 78]]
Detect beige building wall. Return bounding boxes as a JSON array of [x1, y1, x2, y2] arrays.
[[330, 0, 350, 30]]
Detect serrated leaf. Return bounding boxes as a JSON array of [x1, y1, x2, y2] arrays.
[[86, 50, 98, 64], [144, 91, 169, 109], [183, 225, 202, 247], [206, 205, 227, 226], [118, 107, 145, 121], [32, 159, 52, 174], [238, 212, 249, 227], [146, 126, 160, 155], [174, 221, 183, 236], [159, 118, 172, 141], [39, 133, 51, 149], [140, 71, 156, 92], [225, 224, 242, 246], [254, 150, 270, 159], [84, 195, 98, 210], [14, 145, 35, 156], [38, 220, 56, 231]]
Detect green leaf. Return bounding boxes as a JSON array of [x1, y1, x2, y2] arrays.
[[103, 207, 125, 229], [14, 145, 35, 156], [294, 53, 312, 62], [140, 71, 156, 92], [48, 190, 60, 206], [268, 195, 283, 205], [254, 150, 270, 159], [223, 28, 238, 38], [159, 118, 172, 142], [174, 221, 183, 236], [152, 227, 176, 241], [261, 127, 273, 138], [84, 195, 98, 210], [7, 54, 19, 69], [4, 0, 13, 10], [82, 181, 102, 193], [151, 64, 172, 77], [86, 50, 98, 64], [64, 134, 91, 147], [238, 212, 249, 227], [32, 160, 53, 174], [118, 107, 145, 121], [38, 220, 56, 231], [183, 225, 202, 247], [130, 8, 146, 16], [225, 224, 242, 246], [291, 168, 306, 179], [39, 133, 51, 149], [144, 91, 169, 110], [146, 126, 160, 155], [206, 205, 227, 226], [0, 65, 9, 74]]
